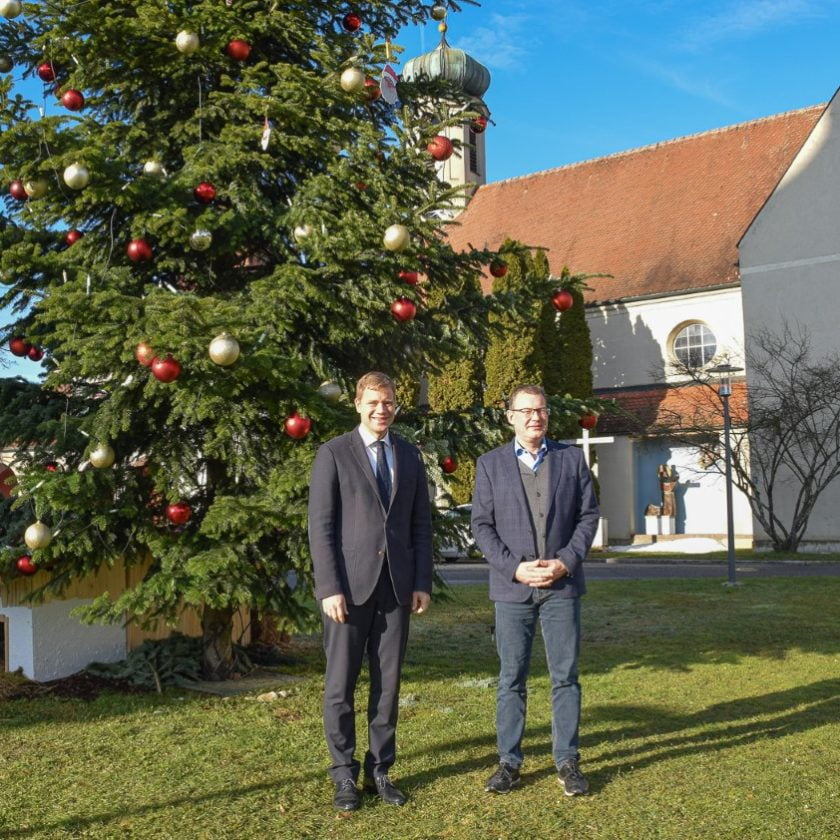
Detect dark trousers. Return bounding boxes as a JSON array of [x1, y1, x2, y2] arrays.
[[322, 565, 410, 782]]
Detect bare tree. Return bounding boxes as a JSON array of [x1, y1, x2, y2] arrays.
[[655, 324, 840, 552]]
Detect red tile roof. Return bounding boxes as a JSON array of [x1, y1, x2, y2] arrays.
[[597, 382, 748, 436], [447, 106, 824, 303]]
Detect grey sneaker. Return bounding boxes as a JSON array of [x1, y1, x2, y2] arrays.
[[557, 757, 589, 796], [485, 762, 521, 794]]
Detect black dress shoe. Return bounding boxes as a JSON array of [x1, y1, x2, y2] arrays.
[[333, 779, 361, 811], [364, 774, 407, 806]]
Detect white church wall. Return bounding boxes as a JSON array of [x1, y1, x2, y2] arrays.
[[595, 436, 635, 541], [740, 91, 840, 543], [587, 287, 745, 390]]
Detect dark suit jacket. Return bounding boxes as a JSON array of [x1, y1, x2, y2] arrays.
[[308, 428, 433, 606], [471, 439, 599, 602]]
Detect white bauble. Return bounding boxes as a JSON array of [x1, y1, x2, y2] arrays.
[[340, 67, 365, 94], [175, 30, 200, 54], [189, 229, 213, 251], [0, 1, 23, 21], [24, 521, 52, 550], [89, 443, 116, 469], [208, 333, 240, 366], [383, 223, 410, 252], [317, 381, 342, 403], [23, 179, 48, 199], [63, 163, 90, 190], [143, 160, 166, 178]]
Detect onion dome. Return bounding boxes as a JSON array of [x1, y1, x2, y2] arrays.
[[402, 33, 491, 99]]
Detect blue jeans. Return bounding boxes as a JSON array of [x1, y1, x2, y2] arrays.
[[495, 591, 581, 768]]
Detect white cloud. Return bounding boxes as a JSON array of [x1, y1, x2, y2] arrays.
[[451, 13, 531, 72], [680, 0, 823, 51], [631, 56, 739, 108]]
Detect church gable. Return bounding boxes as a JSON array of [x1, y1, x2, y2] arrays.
[[448, 105, 823, 304]]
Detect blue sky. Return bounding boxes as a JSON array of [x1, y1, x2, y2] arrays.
[[3, 0, 840, 379]]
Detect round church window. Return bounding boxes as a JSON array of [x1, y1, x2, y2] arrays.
[[672, 322, 717, 368]]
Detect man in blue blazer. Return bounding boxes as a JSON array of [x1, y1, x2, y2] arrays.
[[309, 371, 433, 811], [471, 384, 599, 797]]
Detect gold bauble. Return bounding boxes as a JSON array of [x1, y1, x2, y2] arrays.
[[175, 30, 200, 54], [293, 223, 313, 243], [89, 443, 116, 469], [208, 332, 241, 366], [317, 381, 342, 403], [189, 229, 213, 251], [143, 160, 166, 178], [23, 179, 48, 199], [340, 67, 366, 94], [431, 4, 447, 21], [383, 223, 410, 252], [0, 1, 23, 21], [24, 521, 52, 550]]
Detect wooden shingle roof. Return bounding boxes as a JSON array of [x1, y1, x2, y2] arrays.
[[447, 105, 825, 303]]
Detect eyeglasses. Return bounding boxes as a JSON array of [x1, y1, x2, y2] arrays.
[[508, 407, 551, 418]]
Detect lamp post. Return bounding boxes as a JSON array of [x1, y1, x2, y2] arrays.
[[709, 363, 744, 585]]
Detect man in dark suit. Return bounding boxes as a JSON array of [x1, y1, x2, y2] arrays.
[[471, 384, 599, 797], [308, 371, 433, 811]]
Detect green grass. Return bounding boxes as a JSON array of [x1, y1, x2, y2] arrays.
[[2, 579, 840, 839]]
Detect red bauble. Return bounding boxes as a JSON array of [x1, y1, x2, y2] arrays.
[[16, 556, 38, 576], [37, 62, 57, 82], [126, 238, 153, 262], [9, 179, 27, 201], [151, 354, 181, 383], [27, 345, 44, 361], [60, 88, 85, 111], [284, 412, 312, 440], [193, 181, 217, 204], [44, 461, 59, 472], [166, 501, 192, 526], [471, 115, 488, 133], [489, 259, 508, 278], [427, 135, 454, 161], [226, 39, 251, 61], [551, 289, 574, 312], [355, 181, 368, 191], [398, 270, 419, 285], [342, 12, 362, 32], [579, 414, 598, 430], [441, 456, 458, 474], [9, 337, 31, 357], [364, 78, 381, 101], [390, 297, 417, 322], [65, 229, 83, 246], [134, 342, 155, 367]]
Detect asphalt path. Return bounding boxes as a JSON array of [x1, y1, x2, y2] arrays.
[[436, 559, 840, 586]]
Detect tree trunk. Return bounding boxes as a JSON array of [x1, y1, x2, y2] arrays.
[[201, 606, 235, 681]]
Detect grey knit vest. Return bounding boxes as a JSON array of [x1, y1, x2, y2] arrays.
[[517, 457, 550, 559]]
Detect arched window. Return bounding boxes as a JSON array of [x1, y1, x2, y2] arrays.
[[671, 322, 717, 369]]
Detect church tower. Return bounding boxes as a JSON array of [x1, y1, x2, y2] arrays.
[[402, 14, 491, 215]]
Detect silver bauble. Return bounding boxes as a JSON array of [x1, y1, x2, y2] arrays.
[[175, 30, 200, 54], [0, 1, 22, 20], [189, 229, 213, 251], [89, 443, 116, 469], [340, 67, 366, 94], [143, 160, 166, 178], [23, 179, 48, 199], [383, 223, 410, 252], [317, 381, 342, 403], [24, 521, 52, 550], [63, 163, 90, 190], [208, 332, 240, 366]]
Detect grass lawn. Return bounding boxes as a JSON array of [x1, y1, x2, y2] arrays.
[[2, 578, 839, 839]]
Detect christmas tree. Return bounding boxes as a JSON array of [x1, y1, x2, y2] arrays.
[[0, 1, 599, 678]]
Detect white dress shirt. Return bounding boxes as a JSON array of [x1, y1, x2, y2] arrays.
[[358, 426, 395, 484]]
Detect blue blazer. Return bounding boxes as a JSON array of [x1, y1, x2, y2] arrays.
[[471, 440, 599, 602]]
